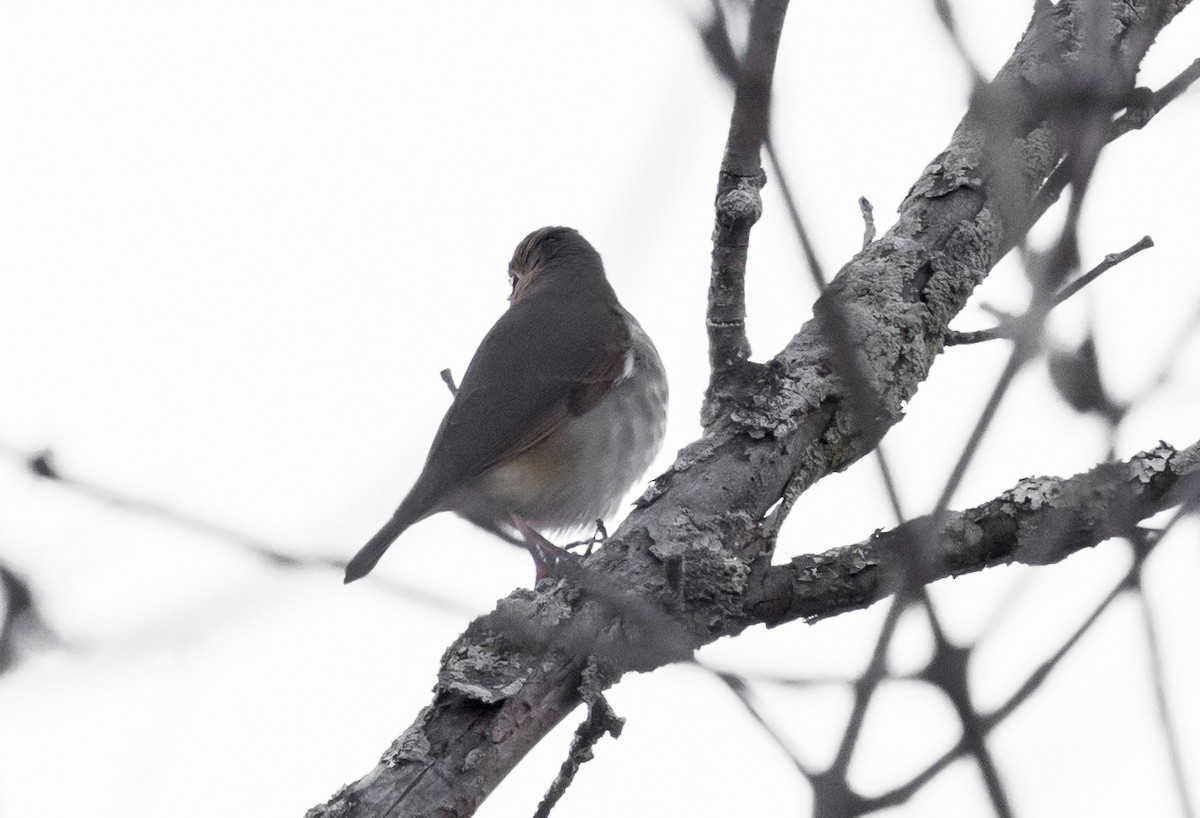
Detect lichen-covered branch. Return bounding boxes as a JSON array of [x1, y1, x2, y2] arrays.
[[750, 442, 1198, 627]]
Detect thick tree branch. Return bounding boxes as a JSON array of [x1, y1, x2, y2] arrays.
[[310, 2, 1193, 814]]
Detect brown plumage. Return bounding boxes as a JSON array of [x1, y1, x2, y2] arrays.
[[344, 227, 668, 583]]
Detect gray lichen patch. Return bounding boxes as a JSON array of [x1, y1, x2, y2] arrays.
[[923, 209, 999, 328], [439, 640, 530, 704], [1005, 476, 1064, 511], [732, 343, 833, 438], [435, 587, 580, 704], [909, 147, 986, 201], [380, 715, 434, 767], [495, 586, 574, 626], [1129, 443, 1174, 483], [647, 506, 756, 562], [461, 747, 485, 772]]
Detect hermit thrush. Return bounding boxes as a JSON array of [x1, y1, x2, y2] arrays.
[[344, 227, 668, 583]]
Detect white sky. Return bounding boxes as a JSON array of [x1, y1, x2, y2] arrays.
[[1, 2, 1198, 817]]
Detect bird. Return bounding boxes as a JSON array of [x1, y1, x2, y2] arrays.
[[344, 226, 668, 584]]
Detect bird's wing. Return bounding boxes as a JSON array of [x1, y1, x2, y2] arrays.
[[408, 293, 632, 505]]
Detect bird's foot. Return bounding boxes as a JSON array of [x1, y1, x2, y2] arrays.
[[563, 519, 607, 557], [510, 515, 579, 583]]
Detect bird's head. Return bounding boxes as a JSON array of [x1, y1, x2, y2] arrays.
[[507, 226, 608, 305]]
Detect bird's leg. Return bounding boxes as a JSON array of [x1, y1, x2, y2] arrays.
[[509, 514, 576, 582]]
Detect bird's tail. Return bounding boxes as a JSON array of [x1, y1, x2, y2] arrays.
[[343, 501, 423, 584]]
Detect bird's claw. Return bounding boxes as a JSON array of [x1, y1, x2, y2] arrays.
[[510, 515, 578, 582], [562, 519, 607, 556]]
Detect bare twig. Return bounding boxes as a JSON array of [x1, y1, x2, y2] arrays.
[[765, 137, 827, 292], [920, 596, 1013, 817], [858, 196, 875, 250], [700, 3, 826, 296], [931, 0, 987, 91], [1111, 57, 1200, 140], [1056, 235, 1154, 304], [706, 0, 790, 394], [531, 696, 625, 818], [1134, 569, 1197, 818], [946, 235, 1154, 345], [943, 327, 1003, 346], [440, 367, 459, 396], [11, 446, 476, 616], [1128, 299, 1200, 403], [813, 594, 906, 816], [706, 669, 895, 688], [712, 670, 816, 778]]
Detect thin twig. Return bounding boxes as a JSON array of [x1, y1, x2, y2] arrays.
[[930, 0, 987, 91], [947, 235, 1153, 346], [1054, 235, 1154, 304], [920, 595, 1013, 817], [531, 696, 625, 818], [765, 136, 827, 292], [1128, 299, 1200, 403], [1110, 56, 1200, 141], [10, 446, 476, 616], [706, 0, 790, 385], [711, 670, 815, 778], [1134, 574, 1197, 818], [824, 595, 907, 783], [974, 570, 1036, 644], [944, 327, 1005, 346], [931, 342, 1031, 512], [708, 670, 907, 688], [858, 197, 875, 250]]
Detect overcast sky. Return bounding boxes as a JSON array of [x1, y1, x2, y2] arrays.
[[2, 2, 1198, 816]]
